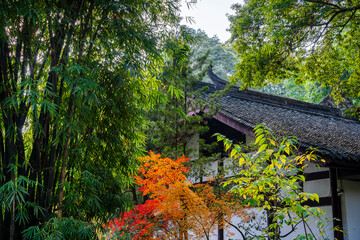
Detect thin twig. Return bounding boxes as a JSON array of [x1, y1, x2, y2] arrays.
[[224, 219, 247, 240]]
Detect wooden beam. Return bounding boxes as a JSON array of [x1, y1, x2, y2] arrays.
[[330, 168, 344, 240], [214, 113, 255, 137], [305, 171, 329, 181], [302, 197, 331, 207]]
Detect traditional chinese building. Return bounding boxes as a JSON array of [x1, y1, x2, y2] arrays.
[[191, 68, 360, 240]]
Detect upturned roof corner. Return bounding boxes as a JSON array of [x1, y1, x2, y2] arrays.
[[197, 69, 360, 167]]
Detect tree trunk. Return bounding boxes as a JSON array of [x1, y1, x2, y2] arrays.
[[57, 97, 74, 218], [9, 197, 15, 240]]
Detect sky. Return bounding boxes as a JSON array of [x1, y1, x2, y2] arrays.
[[180, 0, 241, 43]]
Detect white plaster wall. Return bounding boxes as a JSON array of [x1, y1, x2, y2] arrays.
[[201, 207, 268, 240], [188, 159, 218, 184], [187, 167, 197, 183], [224, 215, 246, 240], [223, 157, 241, 178], [279, 206, 334, 240], [341, 179, 360, 240], [303, 179, 331, 198], [186, 133, 199, 160], [204, 160, 218, 181], [219, 207, 334, 240], [186, 133, 200, 183], [224, 209, 266, 240]]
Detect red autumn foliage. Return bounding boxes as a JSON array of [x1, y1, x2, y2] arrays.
[[107, 197, 165, 240], [106, 152, 247, 239]]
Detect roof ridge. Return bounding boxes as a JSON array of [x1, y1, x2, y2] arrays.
[[227, 88, 349, 121], [206, 70, 359, 123]]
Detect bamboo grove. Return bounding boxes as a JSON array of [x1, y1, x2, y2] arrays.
[[0, 0, 182, 239]]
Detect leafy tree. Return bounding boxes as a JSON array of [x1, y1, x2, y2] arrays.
[[216, 125, 331, 240], [106, 198, 164, 240], [183, 27, 238, 81], [183, 26, 328, 105], [143, 31, 222, 180], [0, 0, 182, 239], [145, 35, 203, 159], [259, 78, 331, 104], [106, 152, 247, 240], [228, 0, 360, 114], [140, 35, 245, 240]]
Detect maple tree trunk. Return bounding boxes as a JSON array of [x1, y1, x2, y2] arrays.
[[184, 222, 188, 240], [218, 216, 224, 240], [179, 219, 188, 240]]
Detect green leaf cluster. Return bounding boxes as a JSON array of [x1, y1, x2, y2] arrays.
[[219, 124, 329, 239], [228, 0, 360, 115]]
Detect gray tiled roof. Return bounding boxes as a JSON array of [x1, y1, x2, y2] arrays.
[[200, 70, 360, 163]]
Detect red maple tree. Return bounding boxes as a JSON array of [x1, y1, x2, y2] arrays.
[[106, 152, 247, 239]]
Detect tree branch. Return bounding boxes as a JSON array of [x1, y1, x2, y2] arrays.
[[305, 0, 341, 9], [225, 219, 247, 240]]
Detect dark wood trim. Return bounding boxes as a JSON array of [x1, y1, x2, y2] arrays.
[[304, 171, 329, 181], [338, 169, 360, 179], [330, 168, 344, 240], [302, 196, 331, 207], [319, 157, 360, 170], [214, 113, 255, 137]]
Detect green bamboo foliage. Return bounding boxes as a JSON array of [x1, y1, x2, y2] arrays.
[[0, 0, 181, 239]]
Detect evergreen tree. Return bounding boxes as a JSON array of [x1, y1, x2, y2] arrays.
[[183, 27, 238, 82]]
